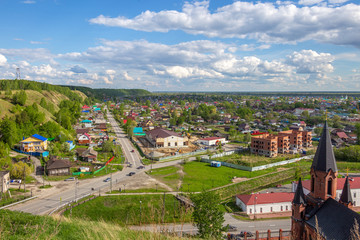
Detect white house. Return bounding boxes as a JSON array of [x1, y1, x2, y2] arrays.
[[146, 128, 188, 148], [236, 192, 294, 215], [197, 137, 228, 146], [292, 177, 360, 207]]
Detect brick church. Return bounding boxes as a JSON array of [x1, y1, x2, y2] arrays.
[[292, 121, 360, 239]]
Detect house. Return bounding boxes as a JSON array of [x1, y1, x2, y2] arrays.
[[251, 133, 278, 157], [78, 133, 91, 145], [81, 147, 98, 162], [80, 119, 93, 128], [238, 123, 250, 132], [93, 123, 107, 132], [20, 134, 48, 152], [198, 137, 228, 146], [236, 192, 294, 215], [146, 128, 189, 148], [46, 157, 71, 176], [76, 128, 90, 138], [0, 171, 10, 193], [133, 127, 146, 136], [291, 121, 360, 240]]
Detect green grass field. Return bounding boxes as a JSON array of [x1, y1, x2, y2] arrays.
[[148, 159, 313, 194], [0, 210, 185, 240], [63, 195, 193, 226]]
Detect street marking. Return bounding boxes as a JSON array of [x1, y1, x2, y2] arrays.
[[270, 224, 275, 226]]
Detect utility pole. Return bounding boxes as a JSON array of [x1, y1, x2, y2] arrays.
[[23, 165, 26, 192], [139, 200, 142, 225], [162, 192, 165, 223], [110, 170, 112, 193], [75, 177, 78, 202]]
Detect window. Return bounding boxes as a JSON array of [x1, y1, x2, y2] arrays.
[[260, 208, 262, 213], [354, 192, 357, 198], [250, 208, 252, 214], [168, 143, 171, 147], [175, 142, 177, 146], [270, 207, 273, 212], [311, 177, 315, 192], [327, 179, 332, 196], [286, 206, 288, 211], [281, 206, 283, 211]]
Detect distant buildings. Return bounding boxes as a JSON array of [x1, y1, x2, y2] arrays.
[[251, 130, 312, 157], [198, 137, 228, 146]]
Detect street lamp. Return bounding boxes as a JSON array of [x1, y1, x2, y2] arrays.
[[75, 177, 79, 202], [123, 183, 126, 193], [155, 183, 158, 192], [254, 195, 257, 220], [139, 200, 142, 225]]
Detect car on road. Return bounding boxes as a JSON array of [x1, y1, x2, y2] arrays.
[[239, 231, 253, 237], [137, 165, 145, 169], [128, 172, 136, 176], [64, 177, 75, 181], [131, 149, 135, 152], [103, 177, 111, 182], [227, 225, 237, 232]]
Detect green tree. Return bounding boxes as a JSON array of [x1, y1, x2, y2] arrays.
[[355, 123, 360, 145], [191, 191, 226, 239], [0, 117, 19, 146], [102, 140, 114, 152], [10, 161, 32, 179], [12, 90, 27, 106]]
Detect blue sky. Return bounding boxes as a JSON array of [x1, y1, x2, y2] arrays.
[[0, 0, 359, 91]]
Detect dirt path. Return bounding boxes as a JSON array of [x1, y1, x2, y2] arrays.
[[176, 165, 185, 190]]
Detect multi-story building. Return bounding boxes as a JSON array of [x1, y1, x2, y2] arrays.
[[251, 130, 312, 157], [251, 134, 278, 157]]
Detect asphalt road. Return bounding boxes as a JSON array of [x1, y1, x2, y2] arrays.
[[8, 108, 144, 215]]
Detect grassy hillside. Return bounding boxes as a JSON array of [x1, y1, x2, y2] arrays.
[[0, 210, 186, 240], [0, 90, 66, 121], [63, 85, 152, 99]]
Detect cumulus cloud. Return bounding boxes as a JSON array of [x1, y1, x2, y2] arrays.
[[123, 71, 134, 81], [286, 50, 334, 74], [0, 54, 7, 66], [70, 65, 87, 73], [89, 1, 360, 47], [22, 0, 36, 4]]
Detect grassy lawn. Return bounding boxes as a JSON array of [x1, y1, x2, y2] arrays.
[[0, 191, 29, 207], [64, 195, 193, 226], [0, 210, 182, 240], [337, 161, 360, 172], [148, 160, 313, 193], [215, 151, 303, 167]]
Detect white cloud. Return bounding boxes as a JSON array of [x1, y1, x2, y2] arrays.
[[30, 41, 45, 44], [298, 0, 324, 5], [22, 0, 36, 4], [89, 1, 360, 47], [123, 71, 134, 81], [286, 50, 334, 73], [105, 69, 116, 75], [0, 54, 7, 66]]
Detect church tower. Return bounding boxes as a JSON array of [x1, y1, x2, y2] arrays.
[[310, 121, 338, 200], [291, 178, 306, 240], [339, 176, 353, 208]]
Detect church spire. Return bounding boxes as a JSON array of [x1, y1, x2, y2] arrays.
[[340, 176, 353, 207], [293, 178, 306, 205], [311, 121, 337, 173]]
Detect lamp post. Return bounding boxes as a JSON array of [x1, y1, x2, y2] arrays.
[[254, 196, 257, 220], [139, 200, 142, 225], [123, 183, 126, 193], [155, 183, 158, 192], [75, 177, 79, 202]]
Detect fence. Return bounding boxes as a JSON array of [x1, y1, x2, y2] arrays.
[[202, 151, 313, 172], [12, 148, 49, 157], [157, 149, 209, 161], [60, 195, 98, 215]]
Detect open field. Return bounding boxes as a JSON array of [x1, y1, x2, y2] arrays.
[[63, 195, 193, 226], [0, 210, 185, 240], [149, 160, 312, 193]]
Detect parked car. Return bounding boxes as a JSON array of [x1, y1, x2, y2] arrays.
[[227, 225, 237, 232], [64, 177, 75, 181], [128, 172, 136, 176], [103, 177, 111, 182], [239, 231, 253, 237], [137, 166, 145, 169], [131, 150, 135, 152]]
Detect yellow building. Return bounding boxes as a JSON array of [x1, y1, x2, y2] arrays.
[[20, 134, 48, 152]]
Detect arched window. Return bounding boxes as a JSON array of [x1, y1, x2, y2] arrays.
[[328, 179, 332, 196]]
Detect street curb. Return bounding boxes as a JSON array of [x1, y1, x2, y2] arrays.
[[0, 196, 37, 210]]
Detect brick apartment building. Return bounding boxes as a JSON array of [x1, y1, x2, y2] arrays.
[[251, 130, 312, 157]]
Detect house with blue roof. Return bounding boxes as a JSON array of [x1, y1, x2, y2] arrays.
[[20, 134, 48, 152]]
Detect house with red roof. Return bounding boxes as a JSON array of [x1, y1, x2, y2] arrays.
[[236, 192, 294, 215], [197, 137, 228, 146], [78, 133, 91, 145]]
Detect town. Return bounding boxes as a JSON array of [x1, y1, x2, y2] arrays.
[[1, 81, 360, 239]]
